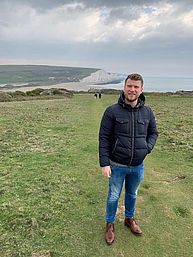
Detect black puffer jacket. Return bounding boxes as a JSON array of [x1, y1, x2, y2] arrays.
[[99, 92, 158, 167]]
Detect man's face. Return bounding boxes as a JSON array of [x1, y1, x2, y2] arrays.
[[124, 79, 143, 102]]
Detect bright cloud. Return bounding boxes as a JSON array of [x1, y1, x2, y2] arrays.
[[1, 1, 192, 43]]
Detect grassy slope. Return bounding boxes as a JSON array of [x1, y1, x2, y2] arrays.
[[0, 94, 193, 257], [0, 65, 99, 84]]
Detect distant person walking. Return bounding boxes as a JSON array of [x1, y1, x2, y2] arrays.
[[94, 93, 98, 99], [99, 92, 102, 99], [99, 73, 158, 245]]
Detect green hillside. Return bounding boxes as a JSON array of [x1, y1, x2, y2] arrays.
[[0, 65, 99, 85], [0, 94, 193, 257]]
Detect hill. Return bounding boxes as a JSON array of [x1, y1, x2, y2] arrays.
[[0, 65, 99, 86]]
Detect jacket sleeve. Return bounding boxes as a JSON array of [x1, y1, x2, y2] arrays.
[[146, 108, 158, 153], [99, 106, 115, 167]]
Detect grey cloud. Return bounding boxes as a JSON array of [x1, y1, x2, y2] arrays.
[[104, 6, 141, 24], [0, 0, 192, 25], [0, 0, 192, 77], [2, 0, 72, 10], [0, 20, 9, 26], [1, 0, 193, 10], [1, 0, 189, 10], [0, 0, 154, 9], [0, 36, 192, 76]]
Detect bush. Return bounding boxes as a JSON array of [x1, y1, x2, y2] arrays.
[[40, 88, 73, 97], [9, 91, 26, 98], [0, 92, 12, 102], [26, 88, 44, 96]]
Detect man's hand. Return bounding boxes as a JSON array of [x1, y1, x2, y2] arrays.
[[102, 166, 111, 178]]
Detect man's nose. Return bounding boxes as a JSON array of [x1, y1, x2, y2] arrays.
[[129, 86, 135, 91]]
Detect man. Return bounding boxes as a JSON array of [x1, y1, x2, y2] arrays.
[[99, 73, 158, 245]]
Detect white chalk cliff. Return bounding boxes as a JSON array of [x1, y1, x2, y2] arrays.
[[81, 69, 124, 84]]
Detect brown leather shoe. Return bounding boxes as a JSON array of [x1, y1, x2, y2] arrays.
[[124, 217, 142, 235], [105, 223, 115, 245]]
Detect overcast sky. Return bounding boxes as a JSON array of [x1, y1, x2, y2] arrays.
[[0, 0, 193, 76]]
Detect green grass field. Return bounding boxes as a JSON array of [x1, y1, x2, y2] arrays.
[[0, 94, 193, 257]]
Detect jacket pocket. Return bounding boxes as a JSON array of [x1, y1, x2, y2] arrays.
[[112, 138, 119, 153], [115, 118, 130, 134], [137, 119, 148, 135]]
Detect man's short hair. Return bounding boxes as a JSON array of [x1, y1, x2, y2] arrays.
[[125, 73, 143, 87]]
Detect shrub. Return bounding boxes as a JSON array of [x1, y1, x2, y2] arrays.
[[40, 88, 73, 97], [0, 92, 12, 102], [9, 90, 26, 98], [26, 88, 44, 96]]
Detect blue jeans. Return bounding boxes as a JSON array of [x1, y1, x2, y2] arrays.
[[106, 162, 144, 223]]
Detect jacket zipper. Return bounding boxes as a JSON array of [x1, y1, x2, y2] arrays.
[[129, 109, 135, 166]]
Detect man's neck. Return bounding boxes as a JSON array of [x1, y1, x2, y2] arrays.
[[125, 99, 138, 108]]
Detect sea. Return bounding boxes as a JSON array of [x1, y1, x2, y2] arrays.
[[96, 77, 193, 92], [1, 77, 193, 93]]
